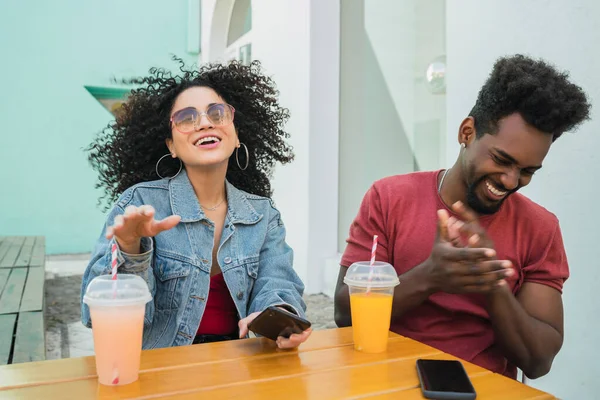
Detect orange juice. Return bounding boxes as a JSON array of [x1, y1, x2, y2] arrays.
[[343, 261, 399, 354], [350, 292, 393, 353]]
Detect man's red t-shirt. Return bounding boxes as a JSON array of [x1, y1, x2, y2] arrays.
[[340, 170, 569, 379]]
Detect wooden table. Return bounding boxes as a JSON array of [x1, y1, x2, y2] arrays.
[[0, 327, 555, 399], [0, 236, 46, 365]]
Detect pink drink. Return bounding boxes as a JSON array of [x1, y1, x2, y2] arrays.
[[83, 274, 151, 386], [90, 304, 145, 385]]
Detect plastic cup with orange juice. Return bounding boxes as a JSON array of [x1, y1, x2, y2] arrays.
[[344, 261, 400, 353], [83, 274, 151, 385]]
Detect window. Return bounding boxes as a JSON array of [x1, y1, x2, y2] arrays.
[[225, 0, 252, 64]]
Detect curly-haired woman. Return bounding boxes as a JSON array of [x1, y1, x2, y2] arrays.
[[81, 59, 311, 350]]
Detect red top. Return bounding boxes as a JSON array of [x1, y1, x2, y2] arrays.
[[196, 273, 239, 336], [341, 170, 569, 379]]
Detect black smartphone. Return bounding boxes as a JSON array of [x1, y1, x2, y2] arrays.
[[416, 359, 477, 400], [247, 306, 311, 341]]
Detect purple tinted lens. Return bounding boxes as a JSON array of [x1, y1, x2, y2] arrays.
[[172, 108, 198, 132], [207, 104, 233, 126]]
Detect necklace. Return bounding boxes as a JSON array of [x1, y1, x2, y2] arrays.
[[438, 169, 449, 193], [200, 198, 225, 211]]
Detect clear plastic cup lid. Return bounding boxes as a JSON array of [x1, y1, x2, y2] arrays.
[[343, 261, 400, 288], [83, 274, 152, 307]]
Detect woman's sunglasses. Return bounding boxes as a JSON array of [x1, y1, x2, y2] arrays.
[[170, 103, 235, 134]]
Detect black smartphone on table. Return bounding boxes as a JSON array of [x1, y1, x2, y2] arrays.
[[416, 359, 477, 400], [247, 306, 311, 341]]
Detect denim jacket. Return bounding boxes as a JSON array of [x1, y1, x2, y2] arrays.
[[81, 169, 306, 349]]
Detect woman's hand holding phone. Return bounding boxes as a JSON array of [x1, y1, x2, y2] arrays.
[[238, 307, 312, 349]]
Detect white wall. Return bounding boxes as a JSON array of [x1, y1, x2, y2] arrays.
[[250, 0, 312, 290], [446, 1, 600, 398], [307, 1, 341, 294], [201, 0, 340, 294], [337, 0, 417, 257], [337, 0, 446, 254]]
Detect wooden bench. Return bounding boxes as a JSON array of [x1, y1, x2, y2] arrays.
[[0, 236, 46, 365]]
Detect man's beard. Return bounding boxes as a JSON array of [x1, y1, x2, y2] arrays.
[[465, 175, 517, 215]]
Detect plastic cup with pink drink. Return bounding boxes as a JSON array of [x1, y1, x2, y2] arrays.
[[83, 274, 151, 386]]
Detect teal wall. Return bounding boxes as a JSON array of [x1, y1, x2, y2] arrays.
[[0, 0, 197, 254]]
